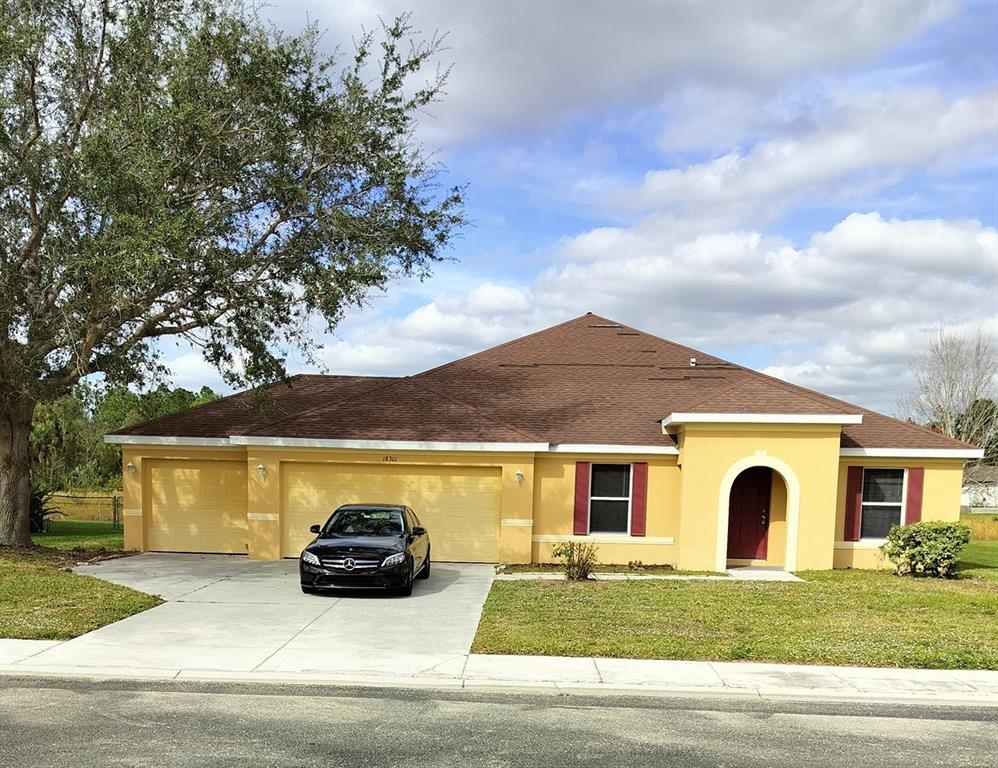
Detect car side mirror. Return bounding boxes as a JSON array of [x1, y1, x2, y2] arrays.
[[411, 526, 426, 537], [309, 524, 321, 534]]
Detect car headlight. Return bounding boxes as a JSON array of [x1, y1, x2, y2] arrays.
[[381, 552, 405, 568], [301, 550, 321, 566]]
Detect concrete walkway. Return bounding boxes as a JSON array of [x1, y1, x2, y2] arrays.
[[3, 642, 996, 705], [496, 567, 801, 582]]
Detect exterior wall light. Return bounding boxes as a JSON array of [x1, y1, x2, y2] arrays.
[[514, 470, 525, 485], [126, 461, 136, 477], [257, 464, 267, 480]]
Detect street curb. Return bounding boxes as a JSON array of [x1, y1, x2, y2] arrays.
[[3, 666, 997, 708]]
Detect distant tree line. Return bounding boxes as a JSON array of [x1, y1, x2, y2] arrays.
[[31, 384, 217, 492]]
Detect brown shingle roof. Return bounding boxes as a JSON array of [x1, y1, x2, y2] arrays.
[[112, 314, 976, 451], [113, 375, 398, 438]]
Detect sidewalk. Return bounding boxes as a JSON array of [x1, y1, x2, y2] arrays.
[[3, 638, 996, 706]]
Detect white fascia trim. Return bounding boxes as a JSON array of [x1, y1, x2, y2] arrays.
[[840, 448, 984, 459], [549, 443, 679, 455], [104, 436, 680, 455], [662, 412, 863, 428], [228, 436, 549, 452], [104, 435, 232, 446]]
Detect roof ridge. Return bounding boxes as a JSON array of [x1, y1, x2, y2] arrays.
[[240, 376, 404, 436], [412, 313, 606, 377]]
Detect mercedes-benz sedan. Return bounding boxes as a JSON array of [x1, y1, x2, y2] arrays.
[[299, 504, 430, 596]]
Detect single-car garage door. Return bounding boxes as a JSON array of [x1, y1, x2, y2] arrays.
[[282, 463, 501, 562], [148, 460, 248, 554]]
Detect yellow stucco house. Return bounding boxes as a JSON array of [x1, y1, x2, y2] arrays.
[[106, 314, 982, 572]]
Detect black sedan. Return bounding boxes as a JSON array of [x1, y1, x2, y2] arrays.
[[299, 504, 430, 596]]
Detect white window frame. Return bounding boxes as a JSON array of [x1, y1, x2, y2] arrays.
[[588, 463, 633, 535], [859, 467, 908, 542]]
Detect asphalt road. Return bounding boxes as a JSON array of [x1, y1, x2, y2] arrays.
[[1, 677, 996, 768]]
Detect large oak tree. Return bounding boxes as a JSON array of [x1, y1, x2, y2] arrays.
[[0, 0, 464, 545]]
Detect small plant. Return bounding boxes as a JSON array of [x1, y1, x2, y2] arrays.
[[551, 541, 599, 580], [881, 521, 972, 578], [627, 560, 645, 571], [29, 487, 62, 534]]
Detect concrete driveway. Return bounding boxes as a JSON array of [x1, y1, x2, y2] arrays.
[[18, 554, 495, 679]]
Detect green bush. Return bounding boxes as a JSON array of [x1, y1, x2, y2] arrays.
[[28, 488, 62, 534], [881, 521, 972, 578], [551, 542, 599, 581]]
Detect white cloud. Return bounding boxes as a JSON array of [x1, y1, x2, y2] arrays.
[[627, 88, 998, 224], [161, 351, 233, 393], [263, 1, 955, 144]]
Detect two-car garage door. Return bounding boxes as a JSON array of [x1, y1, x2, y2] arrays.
[[282, 463, 501, 562]]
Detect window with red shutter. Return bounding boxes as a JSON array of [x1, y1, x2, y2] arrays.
[[844, 466, 863, 541], [573, 462, 591, 535], [631, 462, 648, 537], [905, 467, 924, 524]]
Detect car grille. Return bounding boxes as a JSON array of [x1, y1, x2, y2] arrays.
[[320, 556, 381, 571]]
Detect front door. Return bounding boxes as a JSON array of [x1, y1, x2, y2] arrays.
[[726, 467, 771, 560]]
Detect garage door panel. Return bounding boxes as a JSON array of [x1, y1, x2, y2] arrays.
[[149, 460, 248, 554], [282, 463, 501, 561]]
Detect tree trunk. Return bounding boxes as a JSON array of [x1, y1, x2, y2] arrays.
[[0, 394, 35, 547]]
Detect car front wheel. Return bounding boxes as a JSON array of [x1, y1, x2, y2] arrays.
[[394, 563, 414, 596], [416, 548, 430, 580]]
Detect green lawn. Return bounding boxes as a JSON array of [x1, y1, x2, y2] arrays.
[[3, 522, 157, 640], [957, 540, 998, 581], [31, 519, 124, 551], [474, 542, 998, 669]]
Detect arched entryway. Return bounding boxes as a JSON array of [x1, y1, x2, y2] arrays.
[[716, 455, 800, 572], [726, 467, 787, 565]]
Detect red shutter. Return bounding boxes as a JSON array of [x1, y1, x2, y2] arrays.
[[631, 462, 648, 536], [573, 462, 591, 535], [844, 466, 864, 541], [905, 467, 924, 524]]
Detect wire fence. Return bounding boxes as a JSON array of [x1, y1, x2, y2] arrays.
[[49, 493, 122, 529]]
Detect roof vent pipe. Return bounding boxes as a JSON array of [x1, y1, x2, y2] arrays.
[[689, 357, 697, 367]]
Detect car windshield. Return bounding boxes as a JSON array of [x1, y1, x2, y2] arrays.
[[323, 508, 404, 537]]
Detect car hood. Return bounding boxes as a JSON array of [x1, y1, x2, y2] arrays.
[[306, 535, 405, 556]]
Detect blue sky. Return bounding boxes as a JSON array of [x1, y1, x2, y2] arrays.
[[163, 0, 998, 413]]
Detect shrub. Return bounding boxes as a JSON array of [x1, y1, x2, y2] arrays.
[[551, 542, 599, 580], [29, 488, 62, 534], [881, 521, 972, 578]]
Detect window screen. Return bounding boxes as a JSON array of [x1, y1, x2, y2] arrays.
[[860, 468, 904, 539], [589, 464, 631, 533]]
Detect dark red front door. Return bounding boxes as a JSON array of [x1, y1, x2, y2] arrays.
[[727, 467, 771, 560]]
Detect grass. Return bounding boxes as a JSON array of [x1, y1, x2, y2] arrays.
[[2, 521, 158, 640], [957, 540, 998, 581], [31, 519, 124, 551], [473, 541, 998, 670], [961, 512, 998, 542]]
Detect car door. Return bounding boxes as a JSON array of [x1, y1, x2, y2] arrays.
[[407, 507, 429, 568]]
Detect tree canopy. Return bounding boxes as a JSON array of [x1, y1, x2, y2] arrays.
[[32, 383, 218, 491], [0, 0, 465, 545]]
